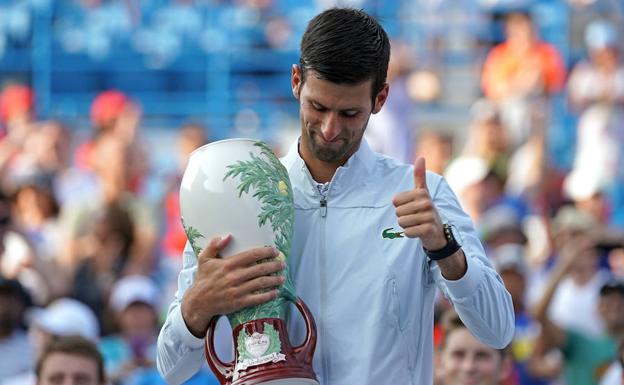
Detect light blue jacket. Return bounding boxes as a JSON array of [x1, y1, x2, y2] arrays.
[[157, 139, 514, 385]]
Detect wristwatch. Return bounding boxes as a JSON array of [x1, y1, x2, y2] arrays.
[[424, 223, 461, 261]]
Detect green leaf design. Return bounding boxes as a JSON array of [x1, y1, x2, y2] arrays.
[[223, 141, 297, 327], [237, 329, 251, 361], [263, 323, 281, 354], [181, 217, 205, 256]]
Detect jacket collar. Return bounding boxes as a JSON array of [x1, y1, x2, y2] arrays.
[[281, 137, 377, 199]]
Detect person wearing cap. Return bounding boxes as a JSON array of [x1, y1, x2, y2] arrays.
[[98, 275, 164, 385], [35, 336, 106, 385], [536, 205, 611, 339], [101, 275, 219, 385], [2, 298, 101, 385], [0, 278, 34, 380], [532, 234, 624, 385]]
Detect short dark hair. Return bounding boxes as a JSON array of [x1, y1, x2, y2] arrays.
[[299, 8, 390, 101], [36, 335, 105, 384]]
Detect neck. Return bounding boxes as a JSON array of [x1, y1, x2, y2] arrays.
[[298, 143, 344, 184]]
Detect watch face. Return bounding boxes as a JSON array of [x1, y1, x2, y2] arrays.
[[447, 223, 463, 246]]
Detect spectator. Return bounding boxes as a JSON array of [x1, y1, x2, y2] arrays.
[[60, 133, 156, 276], [0, 186, 59, 305], [0, 278, 33, 380], [35, 336, 105, 385], [542, 206, 610, 337], [99, 275, 164, 385], [481, 11, 565, 147], [3, 298, 99, 385], [436, 309, 513, 385], [532, 243, 623, 385], [492, 244, 557, 385], [0, 84, 38, 190], [462, 99, 510, 179], [567, 20, 624, 226], [70, 202, 135, 333], [413, 129, 452, 175]]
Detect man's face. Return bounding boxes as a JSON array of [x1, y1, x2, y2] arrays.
[[439, 328, 510, 385], [291, 66, 388, 165], [37, 352, 100, 385], [598, 292, 624, 334]]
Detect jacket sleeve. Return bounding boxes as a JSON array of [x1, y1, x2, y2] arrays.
[[157, 242, 206, 384], [429, 176, 515, 349]]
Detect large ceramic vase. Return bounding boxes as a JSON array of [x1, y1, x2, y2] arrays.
[[179, 139, 318, 385]]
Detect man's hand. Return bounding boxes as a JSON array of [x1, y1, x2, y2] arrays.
[[392, 157, 446, 250], [181, 235, 285, 338]]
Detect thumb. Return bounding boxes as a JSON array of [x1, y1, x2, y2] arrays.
[[413, 157, 427, 190], [198, 234, 232, 260]]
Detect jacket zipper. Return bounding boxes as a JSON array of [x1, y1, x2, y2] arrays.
[[318, 192, 330, 383], [320, 197, 327, 217]]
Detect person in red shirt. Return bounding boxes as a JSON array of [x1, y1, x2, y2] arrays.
[[481, 12, 566, 147]]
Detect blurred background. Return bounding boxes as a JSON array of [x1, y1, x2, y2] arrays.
[[1, 0, 624, 384]]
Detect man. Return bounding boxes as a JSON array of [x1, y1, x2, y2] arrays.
[[481, 11, 565, 147], [436, 310, 513, 385], [532, 235, 623, 385], [35, 336, 105, 385], [157, 8, 514, 385]]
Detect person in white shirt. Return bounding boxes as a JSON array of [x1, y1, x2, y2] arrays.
[[157, 8, 514, 385]]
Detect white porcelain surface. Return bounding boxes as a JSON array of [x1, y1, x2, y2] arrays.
[[180, 138, 277, 258]]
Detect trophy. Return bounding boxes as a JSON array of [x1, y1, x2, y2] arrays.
[[179, 139, 318, 385]]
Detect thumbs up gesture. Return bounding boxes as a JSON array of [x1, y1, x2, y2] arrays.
[[392, 157, 447, 250]]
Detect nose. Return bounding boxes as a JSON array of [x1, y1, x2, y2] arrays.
[[460, 355, 478, 373], [320, 112, 341, 142]]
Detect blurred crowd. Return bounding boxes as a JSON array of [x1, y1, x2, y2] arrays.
[[1, 1, 624, 385]]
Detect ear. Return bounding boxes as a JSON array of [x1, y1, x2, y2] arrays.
[[372, 83, 389, 114], [291, 64, 302, 100]]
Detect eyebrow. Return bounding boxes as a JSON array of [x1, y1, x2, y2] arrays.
[[309, 99, 362, 113]]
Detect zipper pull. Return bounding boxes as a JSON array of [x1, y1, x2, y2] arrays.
[[320, 198, 327, 217]]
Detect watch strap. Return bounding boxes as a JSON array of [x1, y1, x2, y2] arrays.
[[424, 224, 461, 261]]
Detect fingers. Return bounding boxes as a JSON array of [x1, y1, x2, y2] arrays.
[[394, 194, 433, 215], [198, 234, 232, 261], [413, 157, 427, 190], [397, 212, 437, 230], [230, 259, 285, 285], [392, 187, 430, 207], [239, 274, 285, 294], [227, 246, 280, 268], [238, 289, 281, 310]]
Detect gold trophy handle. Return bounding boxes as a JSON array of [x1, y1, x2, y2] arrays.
[[291, 297, 317, 366], [205, 315, 234, 384]]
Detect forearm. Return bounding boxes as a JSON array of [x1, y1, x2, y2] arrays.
[[434, 254, 515, 348], [533, 265, 567, 323]]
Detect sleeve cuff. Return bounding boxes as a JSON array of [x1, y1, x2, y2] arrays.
[[442, 251, 484, 301], [171, 304, 206, 350]]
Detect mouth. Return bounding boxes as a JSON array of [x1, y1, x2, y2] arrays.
[[313, 131, 344, 145]]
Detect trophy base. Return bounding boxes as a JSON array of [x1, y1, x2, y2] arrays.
[[256, 379, 320, 385]]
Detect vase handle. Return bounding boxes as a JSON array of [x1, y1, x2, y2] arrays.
[[205, 315, 234, 384], [291, 297, 317, 366]]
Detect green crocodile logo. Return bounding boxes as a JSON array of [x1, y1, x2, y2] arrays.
[[382, 227, 404, 239]]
